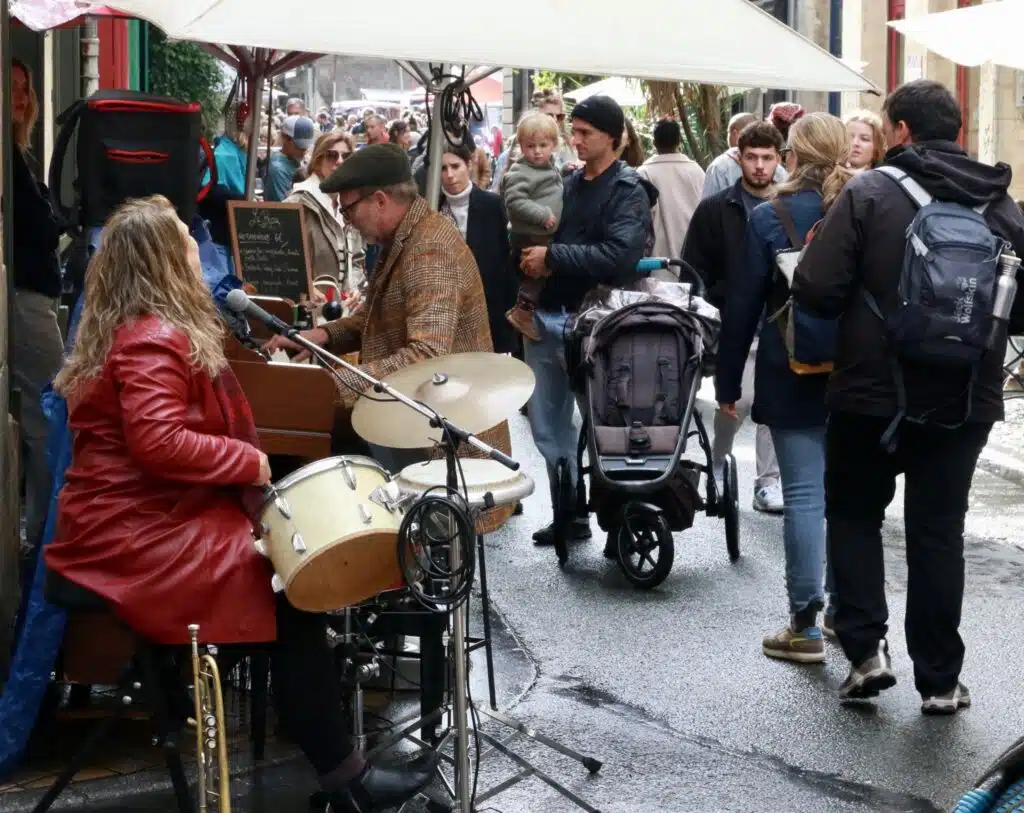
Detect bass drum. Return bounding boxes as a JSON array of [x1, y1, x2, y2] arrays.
[[259, 456, 405, 612]]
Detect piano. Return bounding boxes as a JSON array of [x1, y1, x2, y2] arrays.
[[225, 295, 352, 460]]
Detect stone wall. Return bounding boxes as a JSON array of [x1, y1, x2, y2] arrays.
[[842, 0, 1024, 200]]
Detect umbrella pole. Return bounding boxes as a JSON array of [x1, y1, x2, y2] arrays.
[[244, 75, 265, 200], [424, 68, 450, 211]]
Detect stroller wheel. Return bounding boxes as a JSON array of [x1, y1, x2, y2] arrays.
[[616, 502, 674, 589], [552, 458, 573, 566], [723, 454, 740, 562]]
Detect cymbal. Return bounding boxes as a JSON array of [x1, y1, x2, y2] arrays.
[[351, 352, 535, 449]]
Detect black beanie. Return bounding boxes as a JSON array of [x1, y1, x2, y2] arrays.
[[570, 95, 625, 141]]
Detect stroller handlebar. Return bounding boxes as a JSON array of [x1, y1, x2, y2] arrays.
[[636, 258, 706, 299]]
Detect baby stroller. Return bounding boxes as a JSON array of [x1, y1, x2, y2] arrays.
[[552, 258, 740, 589]]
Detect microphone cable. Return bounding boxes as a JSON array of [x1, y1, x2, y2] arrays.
[[396, 410, 477, 613]]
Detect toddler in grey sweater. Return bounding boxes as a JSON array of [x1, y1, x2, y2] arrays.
[[500, 111, 564, 341]]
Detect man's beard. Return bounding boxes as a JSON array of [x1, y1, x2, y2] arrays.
[[743, 175, 772, 189]]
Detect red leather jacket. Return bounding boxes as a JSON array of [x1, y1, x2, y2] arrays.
[[46, 316, 277, 645]]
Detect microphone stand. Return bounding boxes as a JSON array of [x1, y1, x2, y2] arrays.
[[273, 326, 600, 813], [282, 329, 499, 812]]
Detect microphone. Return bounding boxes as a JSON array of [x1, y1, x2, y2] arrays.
[[224, 289, 296, 338]]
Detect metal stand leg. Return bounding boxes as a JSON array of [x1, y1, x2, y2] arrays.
[[475, 534, 498, 710]]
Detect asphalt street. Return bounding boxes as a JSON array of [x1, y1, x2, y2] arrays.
[[15, 384, 1024, 813]]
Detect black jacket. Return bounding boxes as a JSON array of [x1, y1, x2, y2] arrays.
[[463, 186, 517, 355], [681, 179, 749, 311], [793, 140, 1024, 425], [541, 160, 652, 312], [12, 148, 62, 298]]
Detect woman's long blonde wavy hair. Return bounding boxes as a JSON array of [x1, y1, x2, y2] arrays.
[[54, 196, 226, 396], [773, 112, 854, 213]]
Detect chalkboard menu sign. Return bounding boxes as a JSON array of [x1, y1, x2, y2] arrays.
[[228, 201, 312, 301]]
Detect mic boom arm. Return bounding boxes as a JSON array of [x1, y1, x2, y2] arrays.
[[224, 290, 518, 471]]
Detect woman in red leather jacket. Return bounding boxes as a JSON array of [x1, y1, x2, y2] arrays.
[[45, 196, 432, 813]]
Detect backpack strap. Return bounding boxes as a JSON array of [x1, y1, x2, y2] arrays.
[[771, 199, 803, 249], [877, 164, 990, 215]]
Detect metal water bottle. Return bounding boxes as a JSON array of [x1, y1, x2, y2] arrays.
[[986, 247, 1021, 350]]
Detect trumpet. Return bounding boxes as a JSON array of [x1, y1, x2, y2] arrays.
[[188, 624, 231, 813]]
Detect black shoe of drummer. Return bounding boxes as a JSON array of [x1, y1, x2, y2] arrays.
[[327, 757, 436, 812], [532, 517, 592, 546]]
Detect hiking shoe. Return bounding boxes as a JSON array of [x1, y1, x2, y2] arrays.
[[822, 606, 837, 640], [839, 640, 896, 700], [533, 518, 592, 546], [762, 625, 825, 664], [921, 683, 971, 716], [506, 305, 540, 341], [753, 484, 784, 514]]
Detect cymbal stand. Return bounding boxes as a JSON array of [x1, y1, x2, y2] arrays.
[[279, 331, 601, 813]]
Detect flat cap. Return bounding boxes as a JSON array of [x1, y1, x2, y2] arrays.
[[320, 143, 412, 194]]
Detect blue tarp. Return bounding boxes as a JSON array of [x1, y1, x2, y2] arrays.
[[0, 217, 238, 781]]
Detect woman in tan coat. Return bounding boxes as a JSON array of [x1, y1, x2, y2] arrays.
[[286, 131, 363, 300]]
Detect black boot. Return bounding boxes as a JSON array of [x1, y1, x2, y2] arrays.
[[328, 758, 436, 812], [532, 517, 592, 546]]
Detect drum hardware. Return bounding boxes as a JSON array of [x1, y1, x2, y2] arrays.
[[188, 624, 231, 813], [369, 480, 411, 514], [358, 504, 373, 524], [340, 458, 358, 490], [249, 321, 599, 813], [290, 533, 306, 553]]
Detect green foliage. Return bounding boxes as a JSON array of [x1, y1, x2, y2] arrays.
[[534, 70, 604, 94], [148, 31, 226, 135]]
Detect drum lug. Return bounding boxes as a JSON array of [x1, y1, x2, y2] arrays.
[[370, 481, 406, 513], [271, 574, 285, 593], [358, 504, 373, 524], [260, 522, 270, 536], [291, 532, 307, 553], [254, 539, 268, 557], [340, 459, 357, 490]]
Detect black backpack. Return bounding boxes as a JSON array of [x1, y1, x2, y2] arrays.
[[864, 166, 1006, 450], [48, 89, 214, 232]]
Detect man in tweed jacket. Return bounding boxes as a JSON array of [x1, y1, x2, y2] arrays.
[[269, 144, 508, 468]]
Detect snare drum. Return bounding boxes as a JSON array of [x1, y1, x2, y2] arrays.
[[393, 459, 534, 534], [259, 456, 405, 612]]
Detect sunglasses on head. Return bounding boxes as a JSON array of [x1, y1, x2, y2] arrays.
[[546, 112, 566, 123]]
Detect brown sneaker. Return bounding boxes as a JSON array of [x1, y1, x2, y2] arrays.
[[506, 305, 540, 341], [762, 624, 825, 664]]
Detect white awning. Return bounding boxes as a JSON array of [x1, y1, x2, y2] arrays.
[[889, 0, 1024, 71], [99, 0, 876, 92], [564, 78, 647, 108]]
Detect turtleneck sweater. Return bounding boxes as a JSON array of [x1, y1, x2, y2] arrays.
[[442, 183, 472, 237]]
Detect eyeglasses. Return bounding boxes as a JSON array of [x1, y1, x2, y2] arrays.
[[339, 192, 374, 219], [780, 147, 793, 159], [326, 149, 351, 162]]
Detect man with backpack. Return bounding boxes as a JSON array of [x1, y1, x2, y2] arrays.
[[793, 80, 1024, 714]]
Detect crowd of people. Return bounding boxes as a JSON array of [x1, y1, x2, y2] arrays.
[[10, 59, 1024, 811]]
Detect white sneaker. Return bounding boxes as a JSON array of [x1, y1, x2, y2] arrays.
[[753, 484, 784, 514]]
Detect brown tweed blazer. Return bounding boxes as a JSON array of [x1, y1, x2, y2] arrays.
[[323, 195, 511, 459]]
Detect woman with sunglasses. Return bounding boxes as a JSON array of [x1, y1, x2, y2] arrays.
[[286, 131, 362, 298]]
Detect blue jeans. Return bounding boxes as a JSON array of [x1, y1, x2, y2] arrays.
[[523, 310, 577, 491], [770, 426, 827, 616]]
